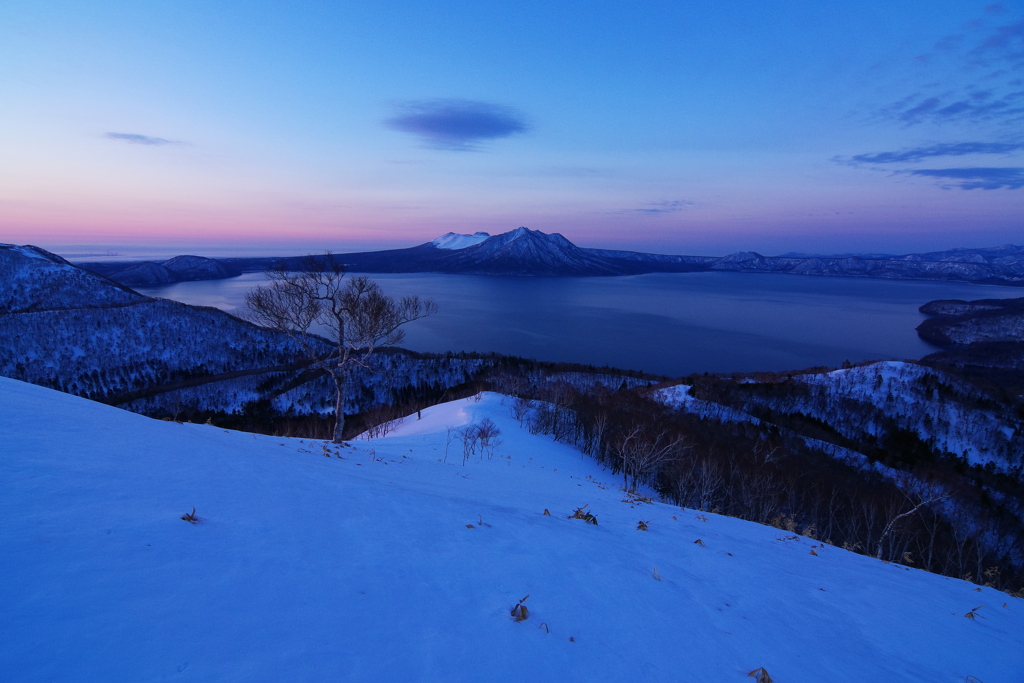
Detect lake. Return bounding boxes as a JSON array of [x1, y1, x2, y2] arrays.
[[136, 272, 1021, 378]]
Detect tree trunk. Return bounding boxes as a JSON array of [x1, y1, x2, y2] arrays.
[[333, 411, 345, 443], [332, 375, 346, 443]]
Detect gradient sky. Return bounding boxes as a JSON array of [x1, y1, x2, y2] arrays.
[[1, 1, 1022, 256]]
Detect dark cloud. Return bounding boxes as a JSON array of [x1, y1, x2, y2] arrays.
[[105, 132, 175, 145], [847, 141, 1024, 164], [906, 167, 1024, 189], [384, 99, 528, 151]]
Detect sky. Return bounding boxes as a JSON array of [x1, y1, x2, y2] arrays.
[[1, 0, 1022, 257]]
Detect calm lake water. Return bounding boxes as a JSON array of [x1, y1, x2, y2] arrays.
[[136, 272, 1021, 378]]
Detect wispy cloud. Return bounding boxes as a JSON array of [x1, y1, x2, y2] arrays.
[[905, 167, 1024, 189], [843, 141, 1024, 164], [878, 14, 1024, 127], [968, 18, 1024, 69], [384, 99, 528, 151], [888, 90, 1024, 125], [838, 141, 1024, 189], [104, 132, 176, 146], [610, 200, 695, 215]]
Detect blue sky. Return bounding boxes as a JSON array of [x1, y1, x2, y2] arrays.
[[1, 0, 1021, 255]]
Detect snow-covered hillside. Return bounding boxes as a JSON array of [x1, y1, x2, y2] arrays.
[[658, 361, 1023, 475], [917, 296, 1024, 345], [0, 244, 144, 313], [1, 297, 320, 399], [120, 350, 492, 418], [796, 362, 1021, 468], [1, 244, 314, 399], [2, 378, 1020, 682]]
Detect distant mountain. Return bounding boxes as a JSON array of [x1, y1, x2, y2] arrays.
[[109, 261, 179, 287], [432, 226, 713, 276], [218, 227, 716, 278], [778, 251, 899, 259], [71, 230, 1024, 284], [705, 248, 1024, 284], [163, 254, 240, 280], [896, 244, 1024, 265], [83, 254, 240, 286], [313, 229, 1024, 283]]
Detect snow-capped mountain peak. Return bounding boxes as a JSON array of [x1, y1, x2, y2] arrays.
[[430, 232, 491, 250], [485, 226, 573, 248], [441, 227, 625, 275]]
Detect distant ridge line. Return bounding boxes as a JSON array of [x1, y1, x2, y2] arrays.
[[57, 229, 1024, 285]]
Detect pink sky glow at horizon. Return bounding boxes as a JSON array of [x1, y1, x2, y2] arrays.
[[2, 1, 1021, 259]]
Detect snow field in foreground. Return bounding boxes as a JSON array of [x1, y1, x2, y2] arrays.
[[1, 378, 1021, 682]]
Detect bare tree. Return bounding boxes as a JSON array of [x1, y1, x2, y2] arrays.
[[455, 419, 502, 465], [613, 423, 686, 491], [875, 476, 950, 561], [245, 253, 436, 443], [475, 418, 502, 459]]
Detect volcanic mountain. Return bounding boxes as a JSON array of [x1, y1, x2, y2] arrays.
[[433, 227, 706, 276], [215, 227, 713, 277]]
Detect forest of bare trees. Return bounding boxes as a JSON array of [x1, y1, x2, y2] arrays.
[[481, 366, 1024, 595]]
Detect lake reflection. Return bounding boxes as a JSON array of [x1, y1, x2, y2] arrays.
[[136, 272, 1020, 378]]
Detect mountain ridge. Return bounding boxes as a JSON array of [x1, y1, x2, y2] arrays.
[[65, 229, 1024, 284]]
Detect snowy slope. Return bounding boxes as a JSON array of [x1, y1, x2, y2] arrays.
[[2, 378, 1021, 682], [430, 232, 491, 249]]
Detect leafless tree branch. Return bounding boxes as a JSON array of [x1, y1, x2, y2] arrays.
[[244, 252, 437, 442]]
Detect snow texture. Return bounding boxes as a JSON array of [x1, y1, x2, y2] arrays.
[[430, 232, 492, 250], [2, 378, 1021, 682]]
